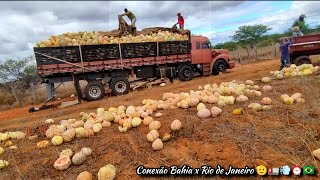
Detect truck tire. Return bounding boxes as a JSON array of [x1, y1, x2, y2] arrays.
[[85, 80, 105, 101], [212, 59, 228, 75], [110, 77, 130, 96], [293, 56, 311, 66], [178, 65, 194, 81]]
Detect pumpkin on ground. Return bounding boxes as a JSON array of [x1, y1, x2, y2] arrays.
[[170, 120, 182, 131], [149, 121, 161, 131], [147, 130, 159, 142], [152, 138, 164, 151], [77, 171, 93, 180], [98, 164, 117, 180], [37, 140, 49, 149], [54, 156, 72, 170]]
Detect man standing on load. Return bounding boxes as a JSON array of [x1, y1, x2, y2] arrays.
[[175, 13, 184, 30], [121, 8, 136, 28], [292, 14, 306, 37]]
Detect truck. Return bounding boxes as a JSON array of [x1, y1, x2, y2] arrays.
[[34, 28, 235, 102], [289, 33, 320, 65]]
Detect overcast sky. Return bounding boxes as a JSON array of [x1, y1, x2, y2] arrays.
[[0, 1, 319, 61]]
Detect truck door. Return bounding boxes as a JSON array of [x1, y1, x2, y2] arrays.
[[191, 42, 203, 64], [201, 42, 212, 63]]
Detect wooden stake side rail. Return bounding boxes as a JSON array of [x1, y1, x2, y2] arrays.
[[37, 54, 191, 77]]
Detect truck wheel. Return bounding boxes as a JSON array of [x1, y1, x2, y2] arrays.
[[110, 77, 130, 96], [84, 81, 105, 101], [178, 65, 194, 81], [294, 56, 311, 66], [212, 59, 228, 75]]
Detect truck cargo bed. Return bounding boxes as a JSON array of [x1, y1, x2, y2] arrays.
[[34, 41, 191, 77]]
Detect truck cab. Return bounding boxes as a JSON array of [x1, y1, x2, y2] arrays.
[[190, 35, 235, 75]]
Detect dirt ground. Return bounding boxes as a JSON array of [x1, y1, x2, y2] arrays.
[[1, 59, 320, 179]]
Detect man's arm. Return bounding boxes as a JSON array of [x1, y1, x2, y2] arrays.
[[292, 20, 297, 28]]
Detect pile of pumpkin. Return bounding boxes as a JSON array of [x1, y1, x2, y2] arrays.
[[270, 64, 319, 79], [52, 147, 116, 180], [0, 131, 26, 170], [37, 104, 183, 152], [35, 30, 189, 48]]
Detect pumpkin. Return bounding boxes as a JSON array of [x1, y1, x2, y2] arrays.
[[189, 97, 200, 107], [146, 108, 153, 115], [236, 95, 248, 102], [28, 135, 38, 141], [291, 93, 302, 101], [281, 94, 289, 101], [131, 117, 142, 127], [0, 160, 9, 170], [60, 149, 73, 158], [4, 140, 13, 147], [81, 147, 92, 156], [254, 91, 262, 97], [245, 80, 254, 86], [140, 112, 149, 118], [9, 145, 17, 150], [197, 108, 211, 118], [197, 103, 206, 111], [170, 120, 182, 131], [8, 132, 17, 139], [52, 136, 63, 146], [211, 107, 222, 117], [45, 119, 54, 124], [147, 130, 159, 142], [312, 149, 320, 161], [262, 105, 272, 111], [98, 164, 117, 180], [155, 113, 163, 117], [261, 97, 272, 105], [232, 108, 243, 115], [84, 121, 95, 129], [122, 118, 132, 129], [73, 121, 84, 128], [217, 100, 226, 107], [103, 111, 115, 122], [62, 128, 75, 142], [16, 131, 26, 140], [126, 106, 136, 115], [283, 97, 294, 105], [208, 95, 218, 104], [84, 128, 95, 137], [162, 132, 171, 142], [72, 152, 87, 165], [248, 103, 263, 111], [296, 98, 305, 103], [97, 108, 105, 116], [68, 119, 77, 124], [108, 107, 118, 113], [37, 140, 49, 149], [149, 121, 161, 130], [276, 74, 284, 79], [262, 85, 272, 92], [77, 171, 93, 180], [252, 85, 260, 90], [143, 116, 153, 125], [93, 123, 102, 133], [75, 127, 85, 138], [102, 121, 111, 128], [54, 156, 71, 170], [0, 133, 9, 142], [118, 126, 127, 133], [262, 77, 271, 83], [152, 138, 163, 151], [0, 147, 4, 155]]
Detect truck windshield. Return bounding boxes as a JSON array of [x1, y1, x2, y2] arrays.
[[201, 42, 210, 49]]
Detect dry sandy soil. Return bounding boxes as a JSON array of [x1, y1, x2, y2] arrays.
[[1, 59, 320, 179]]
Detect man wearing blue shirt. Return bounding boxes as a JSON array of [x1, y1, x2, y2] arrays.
[[280, 37, 295, 70]]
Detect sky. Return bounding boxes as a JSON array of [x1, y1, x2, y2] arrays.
[[0, 1, 320, 60]]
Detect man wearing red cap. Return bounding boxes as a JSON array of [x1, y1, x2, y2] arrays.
[[175, 13, 184, 30]]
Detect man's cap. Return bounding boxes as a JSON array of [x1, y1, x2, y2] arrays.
[[300, 14, 306, 18]]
